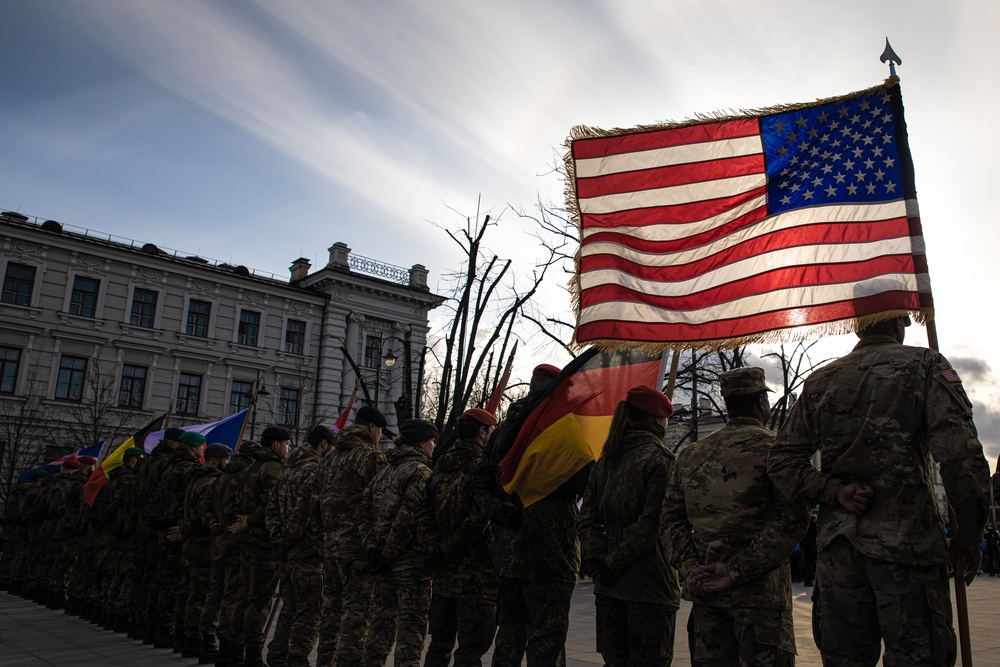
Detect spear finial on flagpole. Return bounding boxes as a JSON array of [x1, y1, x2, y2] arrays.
[[880, 38, 901, 77]]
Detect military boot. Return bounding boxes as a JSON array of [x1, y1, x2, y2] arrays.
[[153, 626, 176, 649], [243, 642, 266, 667], [198, 634, 219, 664], [182, 634, 202, 658], [113, 612, 130, 634], [103, 610, 118, 631], [214, 637, 231, 667], [227, 642, 245, 667]]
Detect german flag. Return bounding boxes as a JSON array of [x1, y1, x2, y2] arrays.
[[498, 348, 666, 506]]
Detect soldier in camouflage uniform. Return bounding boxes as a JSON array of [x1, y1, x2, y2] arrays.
[[769, 316, 991, 666], [474, 364, 591, 667], [209, 440, 264, 667], [315, 406, 388, 666], [425, 408, 499, 667], [228, 425, 289, 667], [265, 425, 334, 667], [171, 443, 232, 659], [13, 469, 49, 599], [662, 368, 807, 666], [64, 456, 99, 618], [0, 473, 34, 593], [36, 458, 81, 607], [96, 447, 144, 632], [360, 418, 438, 667], [578, 386, 679, 667]]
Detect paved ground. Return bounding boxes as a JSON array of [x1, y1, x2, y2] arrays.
[[3, 578, 1000, 665]]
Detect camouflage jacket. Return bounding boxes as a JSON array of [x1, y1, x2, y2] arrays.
[[266, 445, 323, 568], [91, 466, 131, 549], [430, 438, 496, 599], [154, 448, 205, 532], [135, 442, 175, 534], [361, 444, 436, 582], [53, 469, 88, 541], [41, 471, 78, 541], [108, 465, 141, 544], [769, 336, 991, 565], [203, 445, 261, 560], [180, 463, 222, 563], [238, 446, 285, 559], [580, 422, 679, 606], [318, 424, 387, 560], [662, 417, 806, 609]]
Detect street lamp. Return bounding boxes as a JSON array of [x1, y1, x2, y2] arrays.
[[373, 342, 397, 407], [248, 371, 271, 441]]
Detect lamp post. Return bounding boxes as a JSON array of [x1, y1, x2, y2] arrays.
[[373, 342, 397, 408], [249, 371, 271, 441]]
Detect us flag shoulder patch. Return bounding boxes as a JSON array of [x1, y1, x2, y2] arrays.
[[940, 369, 961, 383]]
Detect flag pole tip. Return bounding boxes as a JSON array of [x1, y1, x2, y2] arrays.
[[880, 38, 901, 77]]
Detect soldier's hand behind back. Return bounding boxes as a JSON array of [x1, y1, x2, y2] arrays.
[[950, 535, 981, 586], [835, 483, 874, 515]]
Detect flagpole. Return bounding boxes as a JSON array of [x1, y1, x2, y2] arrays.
[[486, 340, 518, 414], [925, 319, 973, 667], [663, 349, 682, 400]]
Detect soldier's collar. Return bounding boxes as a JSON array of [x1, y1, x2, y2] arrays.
[[854, 335, 900, 350]]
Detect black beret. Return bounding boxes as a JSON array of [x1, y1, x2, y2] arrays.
[[307, 425, 337, 446], [164, 427, 185, 441], [356, 406, 388, 428], [205, 444, 233, 459], [399, 419, 438, 444], [261, 426, 291, 441]]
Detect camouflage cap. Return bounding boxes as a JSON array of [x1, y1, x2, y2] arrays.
[[718, 366, 772, 397]]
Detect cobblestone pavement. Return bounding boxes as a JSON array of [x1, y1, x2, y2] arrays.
[[3, 578, 1000, 665]]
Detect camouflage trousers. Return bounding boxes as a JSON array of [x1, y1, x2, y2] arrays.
[[241, 553, 279, 646], [315, 553, 345, 667], [595, 594, 677, 667], [219, 550, 247, 643], [687, 602, 793, 667], [199, 557, 227, 636], [183, 548, 212, 642], [813, 536, 956, 667], [493, 576, 575, 667], [363, 575, 431, 667], [328, 558, 390, 666], [424, 595, 497, 667], [268, 561, 323, 667]]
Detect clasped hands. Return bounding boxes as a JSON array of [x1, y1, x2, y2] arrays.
[[685, 562, 735, 596]]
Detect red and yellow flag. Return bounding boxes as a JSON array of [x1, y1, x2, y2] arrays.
[[498, 348, 666, 506], [83, 413, 166, 506]]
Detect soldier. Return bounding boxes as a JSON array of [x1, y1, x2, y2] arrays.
[[228, 425, 290, 667], [98, 447, 145, 633], [64, 455, 99, 618], [424, 408, 499, 667], [316, 405, 388, 667], [578, 386, 678, 667], [474, 364, 591, 667], [37, 458, 80, 607], [171, 443, 232, 659], [0, 473, 32, 592], [360, 418, 438, 667], [14, 469, 49, 600], [768, 315, 991, 666], [265, 425, 334, 667], [661, 368, 807, 666]]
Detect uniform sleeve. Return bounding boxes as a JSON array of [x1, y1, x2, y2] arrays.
[[926, 355, 991, 544], [264, 478, 283, 545], [383, 468, 433, 563], [768, 397, 841, 506], [439, 464, 490, 557], [604, 457, 670, 572], [724, 477, 809, 585], [247, 462, 282, 527], [660, 459, 701, 578], [577, 464, 605, 561], [279, 467, 318, 549]]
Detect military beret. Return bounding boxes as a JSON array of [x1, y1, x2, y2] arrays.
[[164, 427, 185, 441], [123, 447, 145, 460], [31, 469, 50, 479], [461, 408, 498, 427], [719, 367, 773, 397], [77, 456, 98, 465], [626, 385, 674, 419], [356, 406, 388, 428], [307, 425, 337, 447], [178, 431, 207, 447], [399, 418, 438, 444], [260, 426, 291, 442], [61, 459, 79, 470], [532, 364, 561, 378], [205, 443, 233, 459]]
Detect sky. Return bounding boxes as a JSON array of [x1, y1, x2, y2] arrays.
[[3, 0, 1000, 465]]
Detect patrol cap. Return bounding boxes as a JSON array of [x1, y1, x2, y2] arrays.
[[78, 455, 98, 466], [178, 431, 207, 447], [532, 364, 561, 378], [356, 406, 388, 428], [260, 426, 291, 442], [626, 385, 674, 418], [461, 408, 498, 427], [399, 418, 438, 444], [205, 443, 233, 459], [123, 447, 145, 460], [718, 367, 773, 397], [164, 427, 185, 441]]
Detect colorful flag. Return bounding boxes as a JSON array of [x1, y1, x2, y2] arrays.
[[498, 348, 667, 506], [142, 409, 250, 452], [566, 78, 931, 349], [84, 413, 166, 506], [334, 381, 360, 433], [43, 440, 105, 472]]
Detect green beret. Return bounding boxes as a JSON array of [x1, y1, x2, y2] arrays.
[[178, 431, 207, 447], [123, 447, 145, 459]]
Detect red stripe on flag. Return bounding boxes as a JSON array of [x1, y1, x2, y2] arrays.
[[576, 154, 766, 199], [573, 118, 760, 159]]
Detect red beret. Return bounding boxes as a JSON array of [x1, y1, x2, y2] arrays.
[[61, 459, 79, 470], [77, 456, 98, 465], [532, 364, 561, 378], [461, 408, 498, 427], [626, 385, 674, 419]]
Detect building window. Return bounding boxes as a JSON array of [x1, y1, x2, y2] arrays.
[[118, 364, 147, 409], [278, 387, 300, 427], [55, 355, 87, 401], [186, 299, 211, 337], [69, 275, 101, 318], [177, 373, 202, 416], [1, 263, 36, 306], [230, 380, 253, 413], [285, 319, 306, 355], [130, 288, 158, 328], [0, 347, 20, 394], [237, 310, 261, 346], [364, 334, 383, 368]]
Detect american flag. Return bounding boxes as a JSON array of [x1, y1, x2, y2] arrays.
[[567, 80, 932, 349]]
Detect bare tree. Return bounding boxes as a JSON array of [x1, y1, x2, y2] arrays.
[[61, 360, 140, 452], [761, 341, 834, 430], [667, 348, 748, 449], [0, 364, 48, 507]]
